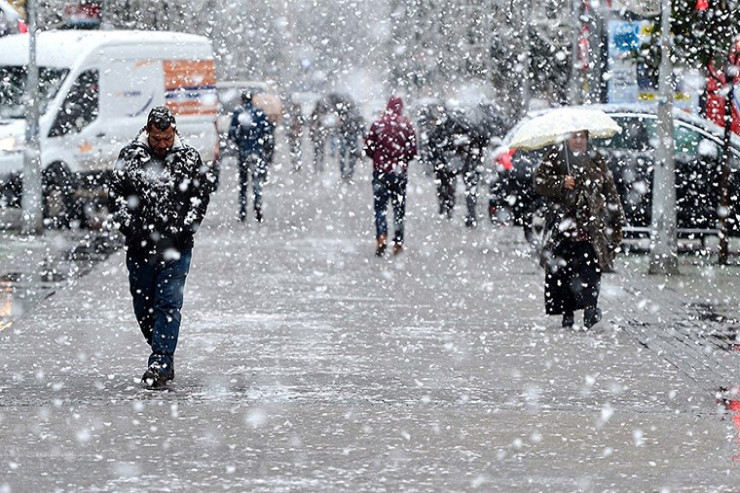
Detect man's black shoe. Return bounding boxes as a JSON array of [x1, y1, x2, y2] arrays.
[[141, 363, 173, 388], [562, 312, 574, 328], [584, 307, 602, 329]]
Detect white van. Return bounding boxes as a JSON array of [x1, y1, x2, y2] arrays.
[[0, 30, 218, 226]]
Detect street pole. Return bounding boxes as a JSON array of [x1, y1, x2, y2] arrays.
[[568, 0, 581, 105], [718, 78, 735, 265], [21, 0, 43, 236], [515, 0, 531, 119], [648, 0, 679, 275]]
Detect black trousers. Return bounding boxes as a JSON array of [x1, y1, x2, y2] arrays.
[[544, 240, 601, 315], [434, 166, 456, 216]]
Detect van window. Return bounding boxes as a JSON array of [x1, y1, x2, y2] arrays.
[[0, 66, 69, 118], [49, 69, 99, 137]]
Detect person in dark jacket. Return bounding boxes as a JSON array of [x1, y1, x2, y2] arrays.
[[364, 96, 418, 256], [458, 121, 490, 229], [309, 101, 329, 173], [109, 106, 215, 388], [228, 92, 272, 222], [425, 111, 459, 219], [425, 107, 491, 227], [533, 130, 625, 329], [286, 101, 305, 172], [336, 101, 364, 182]]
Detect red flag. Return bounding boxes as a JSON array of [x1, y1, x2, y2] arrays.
[[696, 0, 708, 10]]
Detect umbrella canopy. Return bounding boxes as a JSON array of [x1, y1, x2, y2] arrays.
[[508, 107, 622, 150], [253, 93, 283, 124]]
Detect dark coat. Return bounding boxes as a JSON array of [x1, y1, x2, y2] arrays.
[[338, 105, 364, 143], [364, 96, 418, 174], [534, 146, 625, 272], [109, 131, 214, 258], [286, 103, 305, 142], [228, 102, 272, 156]]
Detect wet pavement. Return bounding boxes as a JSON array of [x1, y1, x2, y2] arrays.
[[0, 225, 121, 330], [2, 148, 740, 491]]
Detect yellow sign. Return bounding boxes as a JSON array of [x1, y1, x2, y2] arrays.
[[638, 92, 692, 102]]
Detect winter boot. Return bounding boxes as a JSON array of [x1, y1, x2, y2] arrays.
[[375, 235, 387, 257], [584, 307, 602, 329], [141, 362, 174, 389]]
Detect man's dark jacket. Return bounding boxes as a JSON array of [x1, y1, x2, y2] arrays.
[[109, 131, 215, 257], [228, 102, 272, 156]]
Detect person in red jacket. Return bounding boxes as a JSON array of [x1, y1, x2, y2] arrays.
[[363, 96, 418, 256]]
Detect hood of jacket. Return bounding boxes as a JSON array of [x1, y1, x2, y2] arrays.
[[386, 96, 404, 116]]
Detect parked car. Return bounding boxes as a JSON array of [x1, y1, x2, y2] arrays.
[[489, 104, 740, 245], [0, 0, 25, 37]]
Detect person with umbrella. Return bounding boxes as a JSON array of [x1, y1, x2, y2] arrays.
[[531, 120, 625, 329]]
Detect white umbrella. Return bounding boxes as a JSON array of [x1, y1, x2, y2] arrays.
[[253, 93, 283, 124], [508, 107, 622, 151]]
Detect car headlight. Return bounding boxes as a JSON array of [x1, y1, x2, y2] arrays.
[[0, 136, 19, 152]]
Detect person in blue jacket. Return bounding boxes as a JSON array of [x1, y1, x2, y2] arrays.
[[228, 92, 272, 222]]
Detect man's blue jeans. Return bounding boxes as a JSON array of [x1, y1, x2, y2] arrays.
[[126, 248, 192, 372], [373, 171, 408, 244]]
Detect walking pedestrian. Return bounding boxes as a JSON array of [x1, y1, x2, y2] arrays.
[[109, 106, 215, 388], [336, 101, 364, 182], [286, 101, 305, 172], [425, 112, 458, 219], [309, 101, 329, 173], [458, 123, 489, 229], [533, 130, 625, 329], [228, 92, 272, 222], [363, 95, 418, 256]]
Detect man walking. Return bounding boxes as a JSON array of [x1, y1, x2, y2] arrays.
[[228, 92, 272, 222], [364, 96, 417, 256], [109, 106, 215, 388]]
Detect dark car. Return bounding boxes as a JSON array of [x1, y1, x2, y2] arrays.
[[489, 104, 740, 245]]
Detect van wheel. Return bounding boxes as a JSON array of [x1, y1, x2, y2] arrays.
[[42, 162, 80, 229]]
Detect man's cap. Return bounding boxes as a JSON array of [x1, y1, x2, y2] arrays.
[[147, 106, 176, 130]]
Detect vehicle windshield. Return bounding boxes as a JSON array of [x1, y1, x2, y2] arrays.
[[594, 113, 740, 160], [0, 66, 69, 119]]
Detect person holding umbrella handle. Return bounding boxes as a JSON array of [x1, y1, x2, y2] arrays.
[[534, 130, 625, 329]]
